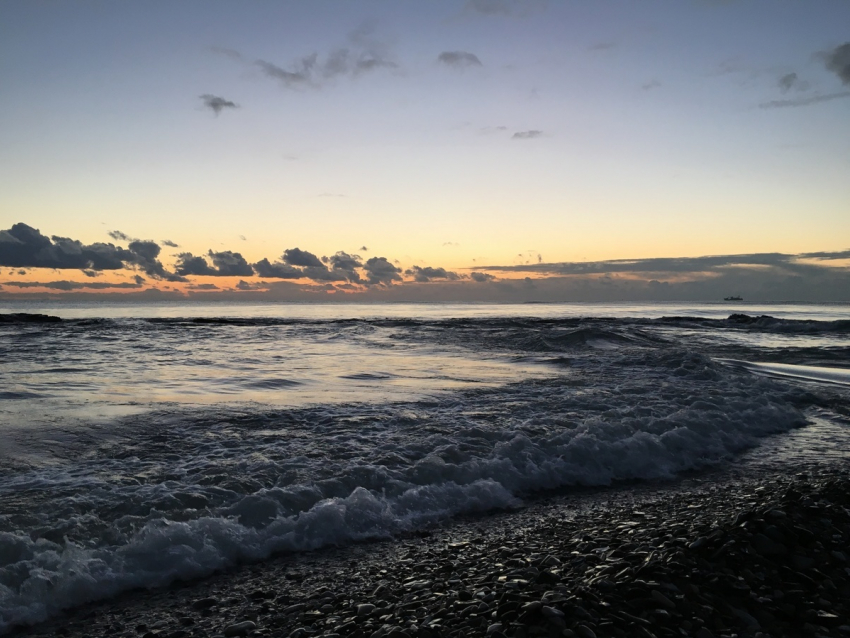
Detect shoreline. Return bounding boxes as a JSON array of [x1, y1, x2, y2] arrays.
[[11, 458, 850, 638]]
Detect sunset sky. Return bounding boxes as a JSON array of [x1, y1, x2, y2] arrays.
[[1, 0, 849, 301]]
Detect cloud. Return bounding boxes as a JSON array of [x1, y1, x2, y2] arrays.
[[133, 275, 146, 284], [778, 72, 798, 92], [404, 265, 462, 282], [0, 223, 185, 281], [283, 247, 324, 268], [174, 250, 252, 276], [208, 250, 253, 276], [161, 240, 179, 248], [359, 246, 368, 252], [363, 256, 401, 286], [108, 230, 131, 241], [437, 51, 483, 68], [256, 58, 316, 87], [642, 80, 661, 91], [255, 24, 397, 90], [759, 92, 850, 109], [470, 272, 496, 282], [188, 283, 219, 291], [174, 253, 217, 276], [3, 280, 142, 291], [799, 249, 850, 260], [236, 279, 269, 291], [200, 94, 238, 115], [512, 130, 543, 139], [589, 42, 617, 51], [252, 258, 306, 279], [127, 240, 186, 281], [464, 0, 541, 17], [252, 248, 353, 282], [478, 251, 850, 277], [824, 42, 850, 85], [327, 251, 363, 282]]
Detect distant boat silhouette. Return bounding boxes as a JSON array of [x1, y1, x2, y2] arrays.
[[723, 295, 743, 301]]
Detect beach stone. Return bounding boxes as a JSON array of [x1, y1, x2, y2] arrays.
[[192, 597, 218, 610], [695, 628, 715, 638], [222, 621, 257, 637], [753, 533, 787, 556], [651, 589, 675, 609], [358, 604, 376, 616], [816, 611, 843, 627], [575, 625, 596, 638]]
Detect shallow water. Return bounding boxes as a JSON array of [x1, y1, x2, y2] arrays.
[[0, 302, 848, 631]]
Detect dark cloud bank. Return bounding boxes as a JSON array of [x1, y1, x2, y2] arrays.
[[2, 223, 848, 302]]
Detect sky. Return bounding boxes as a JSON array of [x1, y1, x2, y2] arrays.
[[1, 0, 849, 302]]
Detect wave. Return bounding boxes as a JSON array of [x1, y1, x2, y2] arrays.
[[0, 349, 816, 632]]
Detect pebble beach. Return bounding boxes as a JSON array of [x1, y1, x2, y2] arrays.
[[12, 458, 850, 638]]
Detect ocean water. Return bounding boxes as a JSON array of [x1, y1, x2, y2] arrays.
[[1, 301, 849, 631]]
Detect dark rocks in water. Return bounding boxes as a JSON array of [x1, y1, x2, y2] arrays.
[[0, 312, 61, 323]]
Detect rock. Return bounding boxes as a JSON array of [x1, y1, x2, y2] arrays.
[[191, 597, 218, 610], [541, 606, 564, 619], [753, 533, 787, 556], [486, 623, 504, 634], [695, 628, 715, 638], [575, 625, 597, 638], [816, 611, 843, 627], [536, 570, 560, 585], [222, 621, 257, 637], [358, 604, 376, 617], [651, 589, 675, 609], [689, 537, 707, 550]]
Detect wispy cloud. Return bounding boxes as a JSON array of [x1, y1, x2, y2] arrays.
[[512, 130, 543, 139], [759, 92, 850, 109], [3, 280, 143, 291], [437, 51, 483, 68], [478, 251, 850, 276], [255, 23, 398, 90], [464, 0, 543, 17], [200, 94, 238, 115]]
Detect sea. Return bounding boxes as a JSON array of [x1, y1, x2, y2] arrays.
[[1, 301, 849, 632]]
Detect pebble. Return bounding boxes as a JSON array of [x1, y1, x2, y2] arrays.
[[222, 621, 257, 637]]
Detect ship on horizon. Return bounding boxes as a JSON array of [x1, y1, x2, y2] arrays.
[[724, 295, 743, 301]]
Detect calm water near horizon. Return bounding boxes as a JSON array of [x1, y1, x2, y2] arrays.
[[1, 301, 849, 631]]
